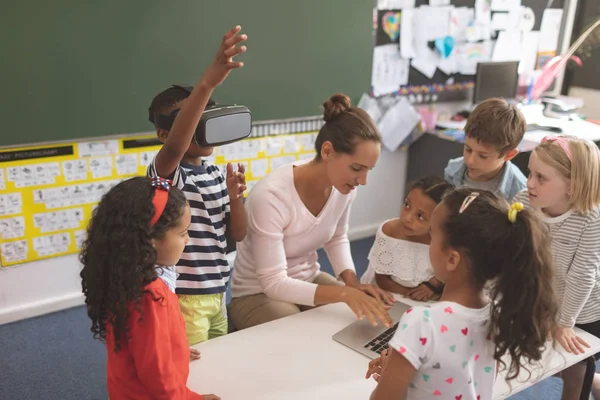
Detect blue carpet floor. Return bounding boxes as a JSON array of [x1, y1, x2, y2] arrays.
[[0, 237, 595, 399]]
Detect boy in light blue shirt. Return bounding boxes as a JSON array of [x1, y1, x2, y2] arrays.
[[444, 98, 527, 200]]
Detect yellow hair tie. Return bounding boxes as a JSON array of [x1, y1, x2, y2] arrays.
[[508, 202, 524, 223]]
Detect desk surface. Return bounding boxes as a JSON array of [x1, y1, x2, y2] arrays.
[[188, 297, 600, 400], [432, 103, 600, 152]]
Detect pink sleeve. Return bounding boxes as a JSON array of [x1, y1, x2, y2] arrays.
[[248, 190, 319, 306], [323, 192, 356, 277]]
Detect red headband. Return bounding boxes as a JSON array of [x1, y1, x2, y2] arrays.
[[542, 135, 572, 161], [150, 177, 173, 227]]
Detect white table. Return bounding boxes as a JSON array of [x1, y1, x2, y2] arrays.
[[188, 300, 600, 400]]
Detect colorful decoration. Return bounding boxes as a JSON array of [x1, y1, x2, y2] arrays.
[[382, 11, 401, 41]]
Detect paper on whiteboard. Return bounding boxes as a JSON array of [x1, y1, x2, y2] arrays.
[[358, 93, 383, 124], [411, 48, 440, 79], [492, 31, 522, 61], [265, 137, 283, 156], [250, 159, 268, 178], [472, 0, 492, 41], [284, 136, 300, 154], [490, 0, 521, 11], [518, 7, 535, 32], [538, 9, 563, 52], [491, 10, 520, 31], [0, 216, 25, 239], [78, 140, 119, 158], [1, 240, 28, 263], [115, 154, 138, 176], [0, 193, 23, 216], [139, 151, 158, 168], [371, 44, 410, 96], [378, 98, 421, 153], [438, 52, 457, 75], [270, 156, 296, 171], [519, 31, 540, 75], [475, 0, 491, 24], [89, 157, 114, 179], [301, 133, 317, 152], [415, 5, 452, 41], [450, 7, 475, 42], [400, 9, 416, 59], [378, 0, 416, 9], [455, 41, 493, 75]]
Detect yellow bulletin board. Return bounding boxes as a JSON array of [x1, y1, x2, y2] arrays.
[[0, 131, 318, 267]]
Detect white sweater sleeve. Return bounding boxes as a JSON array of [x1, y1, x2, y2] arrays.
[[323, 192, 356, 277], [558, 215, 600, 327], [248, 191, 319, 306]]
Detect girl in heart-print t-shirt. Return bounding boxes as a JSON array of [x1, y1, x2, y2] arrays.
[[368, 190, 557, 400], [388, 302, 495, 400]]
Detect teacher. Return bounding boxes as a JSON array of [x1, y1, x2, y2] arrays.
[[229, 93, 395, 331]]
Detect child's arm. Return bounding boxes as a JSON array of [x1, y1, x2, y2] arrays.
[[369, 350, 415, 400], [555, 216, 600, 353], [225, 162, 247, 242], [407, 277, 444, 301], [369, 306, 431, 399], [153, 26, 247, 178], [375, 273, 412, 296]]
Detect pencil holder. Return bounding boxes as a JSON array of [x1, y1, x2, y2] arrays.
[[418, 107, 439, 132]]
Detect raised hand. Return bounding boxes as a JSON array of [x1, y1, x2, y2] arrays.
[[201, 25, 248, 89]]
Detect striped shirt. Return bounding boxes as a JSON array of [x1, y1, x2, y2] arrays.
[[514, 190, 600, 326], [148, 159, 230, 295]]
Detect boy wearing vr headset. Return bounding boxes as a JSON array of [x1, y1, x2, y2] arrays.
[[147, 26, 248, 345]]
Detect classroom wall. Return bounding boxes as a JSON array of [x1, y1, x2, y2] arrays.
[[0, 149, 408, 324], [568, 87, 600, 120]]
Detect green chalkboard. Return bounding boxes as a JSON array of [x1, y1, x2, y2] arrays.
[[1, 0, 374, 147]]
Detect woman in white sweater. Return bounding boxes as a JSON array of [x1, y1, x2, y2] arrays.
[[229, 94, 395, 330]]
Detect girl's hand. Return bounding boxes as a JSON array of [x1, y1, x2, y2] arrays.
[[355, 284, 396, 307], [407, 283, 434, 301], [341, 287, 393, 328], [555, 326, 590, 355], [201, 395, 221, 400], [366, 348, 390, 381], [190, 348, 201, 361]]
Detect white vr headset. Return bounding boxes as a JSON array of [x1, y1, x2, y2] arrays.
[[149, 85, 252, 146]]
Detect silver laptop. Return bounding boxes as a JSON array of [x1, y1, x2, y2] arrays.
[[332, 302, 410, 359]]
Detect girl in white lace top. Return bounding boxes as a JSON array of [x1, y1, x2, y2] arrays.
[[361, 177, 453, 301]]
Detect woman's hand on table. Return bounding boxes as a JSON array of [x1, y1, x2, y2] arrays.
[[353, 284, 395, 308], [341, 287, 393, 328]]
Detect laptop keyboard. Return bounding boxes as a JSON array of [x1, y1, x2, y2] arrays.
[[363, 322, 399, 354]]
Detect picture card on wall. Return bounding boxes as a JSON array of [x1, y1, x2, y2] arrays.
[[376, 9, 402, 45], [371, 44, 410, 96]]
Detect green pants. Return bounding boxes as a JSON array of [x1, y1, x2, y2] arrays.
[[178, 293, 228, 345]]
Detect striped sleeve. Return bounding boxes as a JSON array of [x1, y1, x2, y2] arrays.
[[558, 214, 600, 327], [147, 156, 185, 190], [217, 165, 230, 214], [512, 189, 529, 205]]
